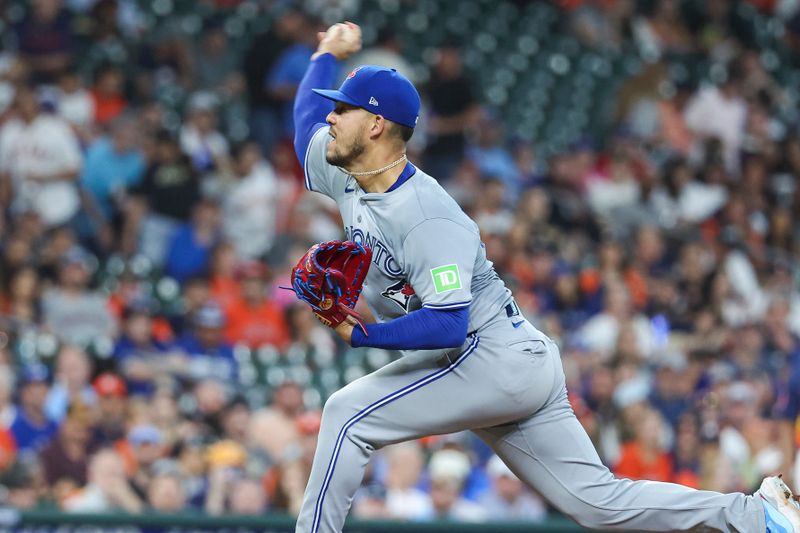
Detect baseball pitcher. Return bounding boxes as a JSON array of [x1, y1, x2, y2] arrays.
[[289, 21, 800, 533]]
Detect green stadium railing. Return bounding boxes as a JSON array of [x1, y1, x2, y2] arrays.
[[0, 509, 608, 532]]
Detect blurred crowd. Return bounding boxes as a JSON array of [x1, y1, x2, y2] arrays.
[[0, 0, 799, 525]]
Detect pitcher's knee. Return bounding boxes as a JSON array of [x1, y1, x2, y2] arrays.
[[321, 389, 354, 425]]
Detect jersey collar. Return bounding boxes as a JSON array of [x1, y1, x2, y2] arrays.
[[385, 162, 416, 193]]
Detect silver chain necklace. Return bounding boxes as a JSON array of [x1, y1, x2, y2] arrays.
[[340, 154, 407, 177]]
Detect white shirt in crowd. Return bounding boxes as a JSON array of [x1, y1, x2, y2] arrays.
[[179, 124, 229, 168], [684, 85, 747, 175], [649, 181, 729, 228], [578, 313, 656, 360], [57, 88, 94, 129], [386, 487, 433, 520], [222, 161, 288, 259], [0, 113, 82, 226]]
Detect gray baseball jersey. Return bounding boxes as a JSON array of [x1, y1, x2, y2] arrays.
[[295, 125, 766, 533], [303, 125, 513, 342]]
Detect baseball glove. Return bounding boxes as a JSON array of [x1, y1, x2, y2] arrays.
[[286, 240, 372, 333]]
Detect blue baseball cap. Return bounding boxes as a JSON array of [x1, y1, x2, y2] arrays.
[[20, 363, 50, 386], [312, 65, 420, 129]]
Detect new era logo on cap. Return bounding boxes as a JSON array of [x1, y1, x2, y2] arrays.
[[369, 96, 379, 106]]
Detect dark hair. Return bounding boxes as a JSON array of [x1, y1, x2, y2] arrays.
[[390, 122, 414, 143]]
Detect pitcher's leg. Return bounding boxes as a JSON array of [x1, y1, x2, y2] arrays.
[[474, 385, 765, 532], [296, 336, 496, 533]]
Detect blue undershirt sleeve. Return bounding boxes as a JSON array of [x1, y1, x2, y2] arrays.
[[350, 306, 469, 350], [293, 53, 338, 164]]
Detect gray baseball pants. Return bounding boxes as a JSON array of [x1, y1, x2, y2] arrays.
[[295, 312, 766, 533]]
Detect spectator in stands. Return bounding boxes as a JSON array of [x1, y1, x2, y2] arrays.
[[41, 246, 115, 346], [383, 442, 431, 520], [91, 373, 128, 447], [0, 85, 82, 228], [209, 242, 240, 310], [228, 477, 268, 514], [671, 413, 702, 489], [175, 436, 208, 509], [204, 440, 249, 514], [164, 198, 221, 284], [266, 13, 318, 139], [9, 364, 58, 453], [179, 92, 233, 178], [55, 68, 93, 140], [220, 396, 250, 443], [614, 407, 674, 482], [479, 454, 547, 521], [44, 345, 96, 423], [424, 449, 486, 522], [284, 303, 337, 356], [177, 303, 237, 383], [223, 261, 290, 349], [13, 0, 75, 83], [718, 381, 783, 490], [126, 130, 200, 264], [578, 281, 656, 361], [134, 33, 192, 97], [89, 63, 128, 126], [39, 401, 96, 498], [192, 20, 244, 100], [113, 299, 179, 396], [352, 481, 389, 519], [0, 458, 41, 509], [684, 62, 748, 175], [423, 44, 480, 182], [150, 391, 184, 453], [223, 142, 290, 260], [247, 381, 304, 463], [466, 110, 521, 198], [648, 352, 694, 430], [243, 8, 304, 154], [119, 424, 166, 498], [63, 448, 143, 513], [147, 472, 186, 512], [80, 114, 146, 235], [171, 276, 212, 336], [191, 380, 230, 437], [648, 156, 728, 230], [472, 178, 514, 237], [1, 265, 41, 332]]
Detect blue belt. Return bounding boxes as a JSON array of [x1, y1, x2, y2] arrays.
[[467, 300, 519, 336], [505, 300, 520, 318]]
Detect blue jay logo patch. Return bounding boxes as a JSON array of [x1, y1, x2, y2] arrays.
[[382, 279, 415, 313]]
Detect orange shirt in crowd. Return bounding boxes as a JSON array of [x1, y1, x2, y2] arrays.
[[623, 268, 648, 310], [0, 428, 17, 471], [90, 90, 127, 125], [224, 298, 290, 349], [613, 442, 674, 483], [210, 275, 241, 311]]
